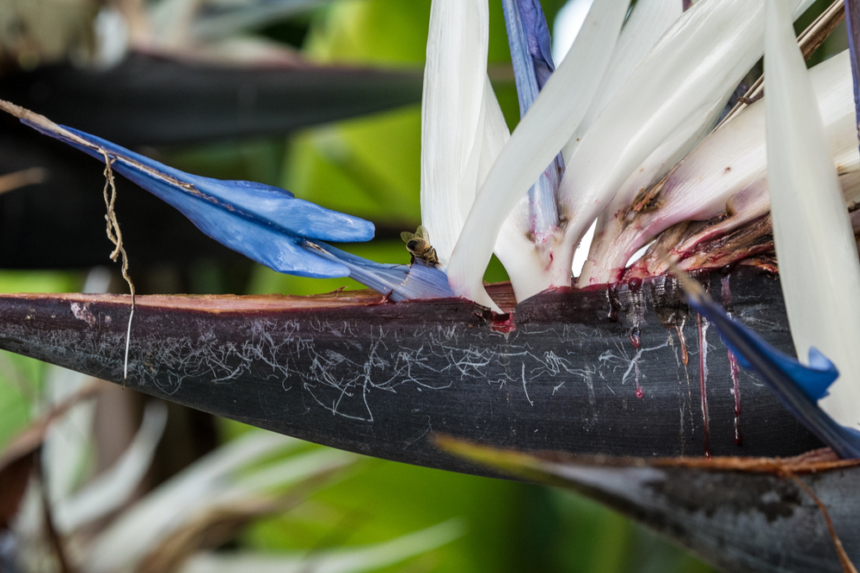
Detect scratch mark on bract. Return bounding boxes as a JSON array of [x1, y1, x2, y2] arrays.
[[522, 363, 533, 406]]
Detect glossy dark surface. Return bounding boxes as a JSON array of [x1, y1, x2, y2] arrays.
[[0, 268, 822, 477]]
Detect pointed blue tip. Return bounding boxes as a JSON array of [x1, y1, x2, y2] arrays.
[[305, 241, 454, 301]]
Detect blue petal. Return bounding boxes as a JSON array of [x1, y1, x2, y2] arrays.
[[54, 126, 375, 243], [158, 181, 349, 278], [845, 0, 860, 153], [502, 0, 555, 115], [501, 0, 563, 237], [21, 121, 378, 278], [306, 242, 454, 302], [687, 290, 860, 458], [517, 0, 555, 89]]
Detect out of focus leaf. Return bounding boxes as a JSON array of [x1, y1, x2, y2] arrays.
[[181, 519, 465, 573], [0, 0, 99, 67], [0, 381, 105, 476], [0, 54, 423, 147], [0, 454, 31, 532], [192, 0, 334, 40], [437, 436, 860, 573], [0, 380, 105, 531], [54, 402, 168, 533], [0, 116, 249, 270]]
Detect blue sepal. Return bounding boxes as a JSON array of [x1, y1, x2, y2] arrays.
[[517, 0, 555, 89], [306, 242, 454, 302], [502, 0, 557, 115], [502, 0, 563, 239], [25, 121, 375, 279]]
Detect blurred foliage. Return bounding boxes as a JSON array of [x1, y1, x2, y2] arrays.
[[0, 0, 99, 69], [0, 271, 81, 449]]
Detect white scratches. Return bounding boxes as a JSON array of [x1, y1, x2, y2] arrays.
[[522, 363, 533, 406]]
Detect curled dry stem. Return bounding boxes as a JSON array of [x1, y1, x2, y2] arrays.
[[97, 151, 136, 381], [0, 100, 138, 382]]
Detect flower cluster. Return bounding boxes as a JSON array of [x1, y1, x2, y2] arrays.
[[5, 0, 860, 456]]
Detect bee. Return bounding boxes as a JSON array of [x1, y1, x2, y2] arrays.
[[401, 225, 439, 267]]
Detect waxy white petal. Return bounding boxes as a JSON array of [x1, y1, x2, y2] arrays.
[[478, 72, 568, 299], [447, 0, 629, 309], [579, 96, 726, 284], [564, 0, 684, 161], [558, 0, 816, 291], [581, 49, 860, 285], [765, 0, 860, 429], [420, 0, 489, 266], [475, 74, 561, 298]]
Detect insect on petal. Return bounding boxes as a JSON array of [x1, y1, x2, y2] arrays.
[[419, 0, 490, 266]]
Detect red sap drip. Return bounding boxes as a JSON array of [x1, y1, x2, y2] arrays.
[[721, 275, 742, 446], [729, 351, 742, 445], [629, 325, 641, 349], [698, 312, 711, 459], [634, 355, 644, 399]]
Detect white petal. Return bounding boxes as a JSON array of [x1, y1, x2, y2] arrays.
[[564, 0, 684, 161], [477, 74, 510, 187], [477, 74, 565, 299], [765, 0, 860, 429], [447, 0, 629, 309], [583, 49, 859, 285], [557, 0, 818, 288], [420, 0, 489, 266], [579, 95, 726, 285]]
